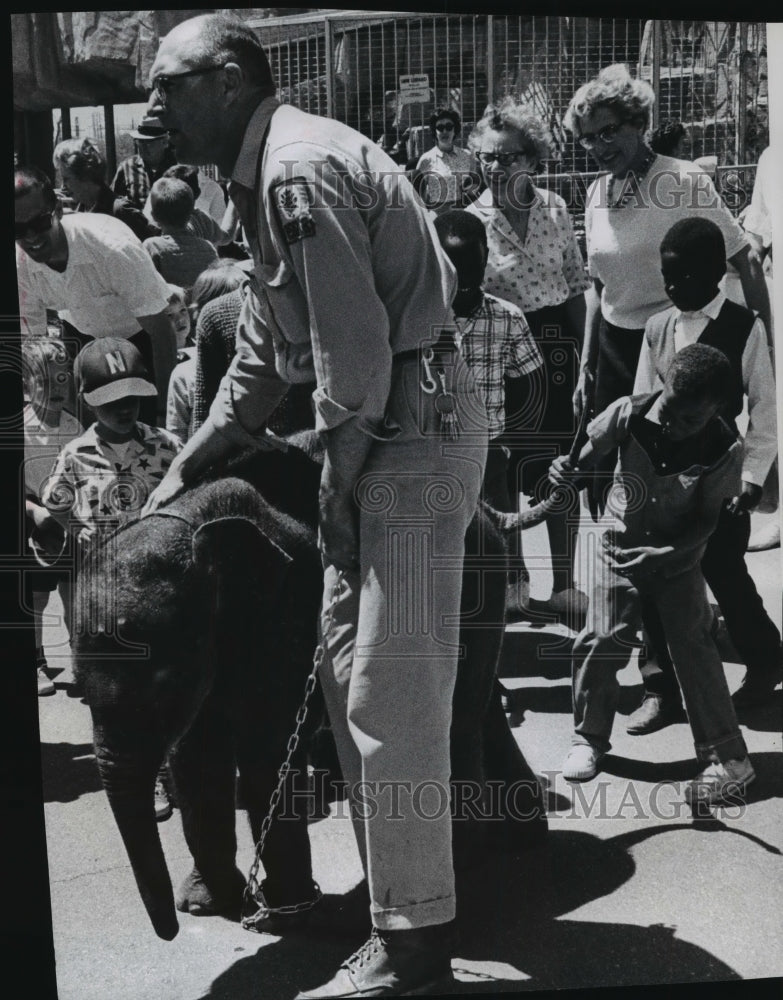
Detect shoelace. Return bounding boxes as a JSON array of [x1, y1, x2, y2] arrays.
[[345, 929, 384, 971]]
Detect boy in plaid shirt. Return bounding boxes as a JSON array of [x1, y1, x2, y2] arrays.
[[435, 210, 543, 510]]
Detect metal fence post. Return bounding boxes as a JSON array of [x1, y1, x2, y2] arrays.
[[737, 21, 748, 163], [651, 19, 661, 131], [104, 104, 116, 179], [324, 14, 334, 120], [487, 15, 494, 107]]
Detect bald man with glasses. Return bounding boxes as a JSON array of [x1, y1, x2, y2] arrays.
[[141, 12, 491, 1000]]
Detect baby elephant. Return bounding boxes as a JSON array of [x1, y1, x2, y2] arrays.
[[73, 436, 546, 941]]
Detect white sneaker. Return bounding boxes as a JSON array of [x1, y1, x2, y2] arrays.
[[563, 744, 603, 782], [37, 666, 55, 697], [685, 757, 756, 806], [747, 518, 780, 552]]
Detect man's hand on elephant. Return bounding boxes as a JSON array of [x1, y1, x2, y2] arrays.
[[143, 466, 187, 515], [318, 489, 359, 572]]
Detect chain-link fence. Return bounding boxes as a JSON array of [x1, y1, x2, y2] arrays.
[[249, 12, 766, 175]]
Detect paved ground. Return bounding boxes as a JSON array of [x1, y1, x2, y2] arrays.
[[29, 508, 783, 999]]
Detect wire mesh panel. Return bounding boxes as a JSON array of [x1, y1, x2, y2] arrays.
[[638, 20, 768, 165], [248, 10, 766, 210]]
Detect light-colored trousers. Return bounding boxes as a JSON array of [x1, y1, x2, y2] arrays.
[[319, 350, 488, 931]]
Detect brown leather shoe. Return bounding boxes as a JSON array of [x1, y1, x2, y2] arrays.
[[294, 923, 456, 998], [626, 695, 686, 735]]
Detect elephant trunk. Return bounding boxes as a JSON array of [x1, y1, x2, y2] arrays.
[[93, 720, 179, 940]]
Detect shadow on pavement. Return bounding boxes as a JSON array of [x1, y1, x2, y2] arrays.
[[40, 741, 102, 802], [734, 689, 783, 733], [195, 825, 752, 999]]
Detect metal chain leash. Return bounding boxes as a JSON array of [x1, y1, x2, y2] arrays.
[[241, 569, 345, 931]]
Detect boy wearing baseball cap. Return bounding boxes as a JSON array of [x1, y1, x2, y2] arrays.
[[41, 337, 181, 821], [42, 337, 181, 549]]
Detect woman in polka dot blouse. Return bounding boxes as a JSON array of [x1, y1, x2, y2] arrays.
[[467, 98, 590, 622]]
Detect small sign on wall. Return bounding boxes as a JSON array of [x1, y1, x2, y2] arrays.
[[398, 73, 431, 104]]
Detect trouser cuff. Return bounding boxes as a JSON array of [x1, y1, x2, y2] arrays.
[[371, 893, 456, 931]]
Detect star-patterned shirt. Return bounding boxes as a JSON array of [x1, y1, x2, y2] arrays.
[[452, 292, 544, 438], [466, 186, 590, 313], [42, 421, 181, 543]]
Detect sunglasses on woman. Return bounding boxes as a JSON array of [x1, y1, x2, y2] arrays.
[[435, 124, 455, 133], [15, 210, 56, 240], [476, 150, 531, 166]]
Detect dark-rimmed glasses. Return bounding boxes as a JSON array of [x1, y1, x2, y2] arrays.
[[435, 123, 455, 133], [476, 150, 531, 166], [149, 65, 224, 100], [15, 211, 55, 241], [577, 122, 625, 149]]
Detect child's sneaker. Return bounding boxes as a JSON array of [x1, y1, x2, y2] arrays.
[[563, 743, 604, 782], [685, 757, 755, 806], [154, 774, 173, 822]]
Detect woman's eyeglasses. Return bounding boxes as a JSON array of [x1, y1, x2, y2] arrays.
[[15, 211, 55, 240], [435, 124, 455, 133], [476, 150, 531, 167], [577, 122, 625, 149]]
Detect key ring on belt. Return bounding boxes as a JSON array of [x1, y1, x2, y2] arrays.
[[420, 347, 439, 394]]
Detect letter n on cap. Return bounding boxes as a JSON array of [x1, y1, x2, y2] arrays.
[[105, 351, 127, 375]]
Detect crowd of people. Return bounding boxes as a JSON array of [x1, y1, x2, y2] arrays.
[[15, 13, 781, 999]]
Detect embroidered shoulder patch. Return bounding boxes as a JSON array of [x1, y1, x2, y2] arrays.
[[273, 178, 316, 244]]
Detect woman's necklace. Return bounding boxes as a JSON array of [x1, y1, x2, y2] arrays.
[[607, 148, 657, 209]]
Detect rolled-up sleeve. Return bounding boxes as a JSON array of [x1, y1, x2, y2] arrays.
[[209, 285, 289, 448], [267, 152, 393, 436], [587, 395, 633, 455]]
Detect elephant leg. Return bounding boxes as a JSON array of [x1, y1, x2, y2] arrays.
[[168, 700, 245, 917], [235, 712, 316, 911], [481, 684, 548, 849], [451, 562, 507, 868]]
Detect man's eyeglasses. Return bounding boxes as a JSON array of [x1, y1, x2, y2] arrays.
[[577, 122, 625, 149], [435, 124, 455, 133], [149, 65, 224, 100], [15, 211, 55, 241], [476, 150, 531, 166]]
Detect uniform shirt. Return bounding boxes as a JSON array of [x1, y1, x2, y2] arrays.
[[142, 229, 218, 289], [42, 421, 181, 542], [23, 404, 83, 500], [585, 154, 748, 329], [209, 97, 457, 444], [16, 213, 171, 340], [415, 144, 476, 207], [633, 291, 777, 487], [466, 186, 589, 312], [452, 293, 543, 438], [589, 392, 742, 580]]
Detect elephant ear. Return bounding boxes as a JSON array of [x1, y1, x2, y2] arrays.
[[191, 516, 293, 611]]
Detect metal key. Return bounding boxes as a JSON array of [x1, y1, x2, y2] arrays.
[[435, 370, 460, 441]]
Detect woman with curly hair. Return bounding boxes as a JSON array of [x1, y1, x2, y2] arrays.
[[53, 137, 157, 241], [466, 97, 590, 623]]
